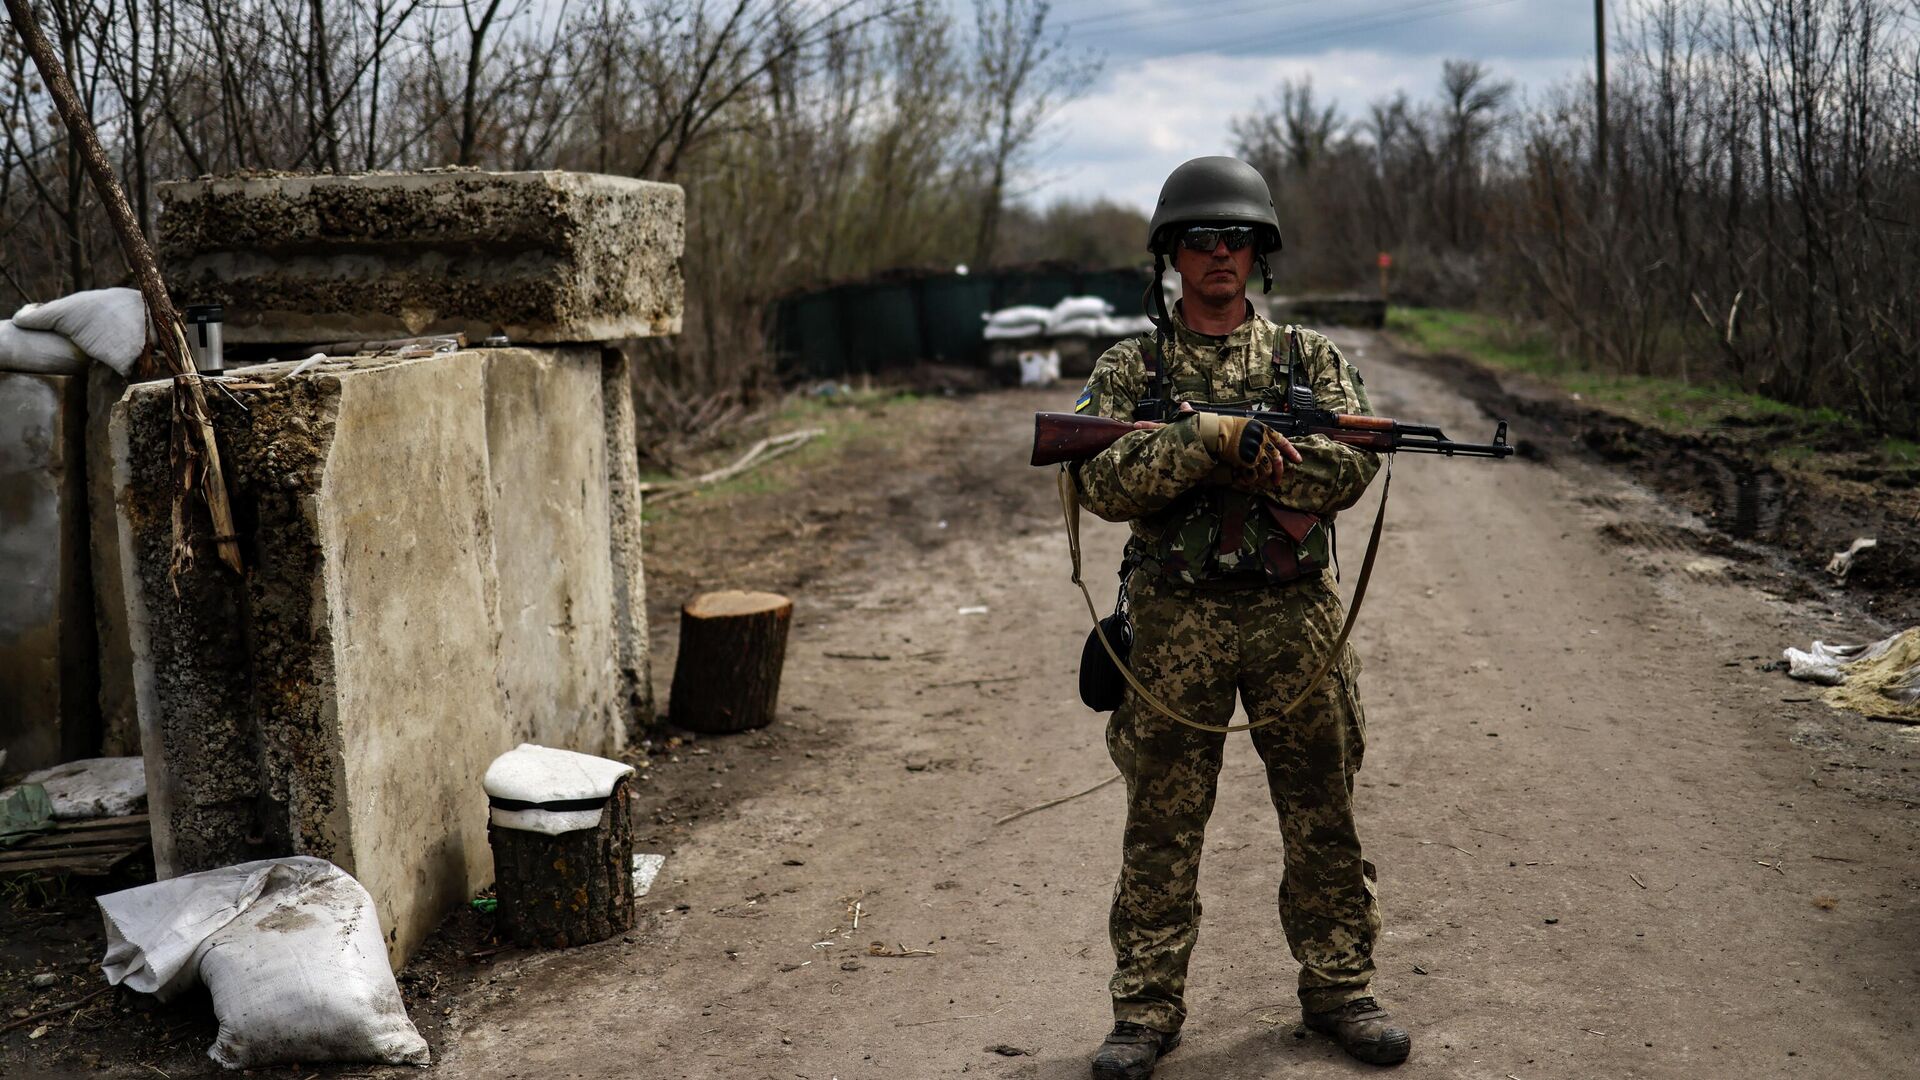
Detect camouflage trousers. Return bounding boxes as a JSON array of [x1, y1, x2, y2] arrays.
[[1106, 569, 1379, 1033]]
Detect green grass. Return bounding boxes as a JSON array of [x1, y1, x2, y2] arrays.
[[1386, 307, 1870, 450], [640, 387, 928, 519], [1882, 437, 1920, 464]]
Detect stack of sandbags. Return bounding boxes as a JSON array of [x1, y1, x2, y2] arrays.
[[1044, 296, 1115, 337], [982, 305, 1052, 341]]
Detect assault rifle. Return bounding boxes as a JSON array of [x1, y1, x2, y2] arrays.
[[1031, 401, 1513, 466]]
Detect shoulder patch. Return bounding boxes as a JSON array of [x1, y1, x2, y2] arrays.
[[1074, 384, 1094, 413]]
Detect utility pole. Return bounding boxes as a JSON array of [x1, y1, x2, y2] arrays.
[[1594, 0, 1608, 179]]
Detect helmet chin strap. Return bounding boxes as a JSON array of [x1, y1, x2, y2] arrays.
[[1144, 250, 1174, 335], [1257, 253, 1273, 294]]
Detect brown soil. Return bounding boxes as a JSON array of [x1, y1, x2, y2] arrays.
[[1398, 346, 1920, 629], [5, 333, 1917, 1079]]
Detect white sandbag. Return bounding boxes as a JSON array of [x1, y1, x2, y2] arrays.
[[1047, 315, 1105, 338], [99, 857, 429, 1069], [1047, 295, 1114, 326], [983, 321, 1047, 341], [16, 757, 146, 818], [1018, 349, 1061, 387], [1097, 314, 1155, 338], [983, 304, 1052, 330], [484, 743, 634, 836], [13, 287, 149, 377], [0, 319, 88, 374]]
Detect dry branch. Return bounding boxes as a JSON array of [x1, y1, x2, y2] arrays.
[[3, 0, 242, 578], [640, 428, 823, 503], [993, 773, 1121, 827]]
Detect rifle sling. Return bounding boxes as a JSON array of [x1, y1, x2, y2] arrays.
[[1057, 458, 1391, 734]]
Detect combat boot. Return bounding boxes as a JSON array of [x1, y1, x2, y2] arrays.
[[1301, 997, 1411, 1065], [1091, 1020, 1181, 1079]]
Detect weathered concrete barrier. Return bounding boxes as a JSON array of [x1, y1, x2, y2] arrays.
[[159, 170, 684, 345], [113, 346, 647, 964], [110, 169, 677, 966], [0, 372, 96, 772]]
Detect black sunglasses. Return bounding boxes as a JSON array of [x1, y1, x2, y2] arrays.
[[1176, 225, 1258, 252]]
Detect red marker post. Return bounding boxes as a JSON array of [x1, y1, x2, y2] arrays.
[[1377, 251, 1392, 301]]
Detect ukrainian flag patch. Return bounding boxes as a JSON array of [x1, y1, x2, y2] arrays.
[[1073, 384, 1094, 413]]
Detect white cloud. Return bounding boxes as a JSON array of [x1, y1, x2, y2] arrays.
[[1023, 46, 1591, 212]]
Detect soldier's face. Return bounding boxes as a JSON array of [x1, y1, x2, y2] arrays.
[[1172, 234, 1253, 305]]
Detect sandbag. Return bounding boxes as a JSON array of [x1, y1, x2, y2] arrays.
[[1047, 315, 1105, 338], [11, 757, 146, 819], [0, 319, 88, 374], [13, 287, 149, 376], [983, 304, 1051, 329], [1783, 628, 1920, 722], [99, 857, 430, 1069], [1046, 295, 1114, 332]]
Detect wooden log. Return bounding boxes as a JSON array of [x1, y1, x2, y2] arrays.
[[488, 776, 634, 948], [668, 590, 793, 734]]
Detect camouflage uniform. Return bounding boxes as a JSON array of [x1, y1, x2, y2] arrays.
[[1072, 306, 1382, 1034]]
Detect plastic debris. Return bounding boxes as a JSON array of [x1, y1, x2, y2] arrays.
[[98, 856, 430, 1069], [632, 853, 666, 897], [1018, 349, 1061, 387], [1824, 537, 1877, 579], [0, 784, 55, 848]]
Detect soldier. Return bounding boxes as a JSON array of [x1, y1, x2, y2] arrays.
[[1072, 156, 1410, 1077]]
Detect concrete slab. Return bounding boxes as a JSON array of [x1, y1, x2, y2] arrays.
[[157, 171, 684, 345], [113, 346, 635, 966], [0, 371, 98, 773]]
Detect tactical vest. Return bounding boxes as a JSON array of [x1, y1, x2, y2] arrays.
[[1127, 327, 1333, 587]]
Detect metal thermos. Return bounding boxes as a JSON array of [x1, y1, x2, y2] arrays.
[[184, 305, 224, 373]]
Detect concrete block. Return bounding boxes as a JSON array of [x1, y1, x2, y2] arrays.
[[158, 170, 684, 345], [0, 371, 98, 773], [85, 365, 139, 757], [600, 347, 654, 735], [114, 346, 634, 966]]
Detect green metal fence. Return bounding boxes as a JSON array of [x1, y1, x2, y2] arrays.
[[772, 266, 1149, 379]]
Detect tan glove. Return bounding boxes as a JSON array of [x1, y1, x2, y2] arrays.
[[1194, 412, 1298, 488]]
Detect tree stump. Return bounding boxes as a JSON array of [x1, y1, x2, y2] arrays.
[[669, 590, 793, 734], [488, 775, 634, 948]]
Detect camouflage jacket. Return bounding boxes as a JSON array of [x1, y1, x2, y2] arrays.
[[1071, 307, 1381, 585]]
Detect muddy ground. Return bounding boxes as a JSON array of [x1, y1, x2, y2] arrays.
[[4, 329, 1916, 1079]]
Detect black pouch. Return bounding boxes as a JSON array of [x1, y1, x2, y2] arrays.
[[1078, 579, 1133, 712]]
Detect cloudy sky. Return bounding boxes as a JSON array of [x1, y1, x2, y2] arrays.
[[1027, 0, 1602, 210]]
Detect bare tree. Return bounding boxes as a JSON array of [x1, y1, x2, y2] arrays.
[[967, 0, 1096, 269]]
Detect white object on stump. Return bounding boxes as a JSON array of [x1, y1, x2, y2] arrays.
[[669, 590, 794, 734], [483, 744, 636, 948]]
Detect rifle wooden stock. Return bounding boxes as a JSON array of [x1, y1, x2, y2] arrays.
[[1032, 412, 1137, 466]]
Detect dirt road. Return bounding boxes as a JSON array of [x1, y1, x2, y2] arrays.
[[434, 331, 1919, 1080]]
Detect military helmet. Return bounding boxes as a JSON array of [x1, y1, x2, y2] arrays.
[[1147, 156, 1283, 255]]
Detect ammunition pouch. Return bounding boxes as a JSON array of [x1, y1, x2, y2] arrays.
[[1259, 503, 1331, 583], [1078, 579, 1133, 712]]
